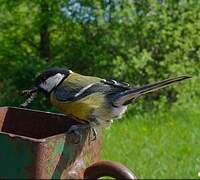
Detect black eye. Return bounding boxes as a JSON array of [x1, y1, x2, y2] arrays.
[[41, 76, 47, 82]]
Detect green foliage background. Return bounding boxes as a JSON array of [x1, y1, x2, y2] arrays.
[[0, 0, 199, 109], [0, 0, 199, 178]]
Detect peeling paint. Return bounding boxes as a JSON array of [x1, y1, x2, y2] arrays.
[[0, 134, 34, 178], [0, 107, 102, 179]]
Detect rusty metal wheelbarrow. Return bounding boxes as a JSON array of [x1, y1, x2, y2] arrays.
[[0, 107, 136, 179]]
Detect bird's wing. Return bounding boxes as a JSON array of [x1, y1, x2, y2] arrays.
[[53, 85, 81, 101], [53, 72, 102, 101], [53, 79, 132, 102]]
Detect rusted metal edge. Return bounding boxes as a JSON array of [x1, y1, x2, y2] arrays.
[[84, 160, 137, 179], [1, 106, 66, 117], [0, 131, 46, 143]]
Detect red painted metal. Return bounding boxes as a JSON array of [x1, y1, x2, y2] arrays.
[[0, 106, 136, 179], [0, 107, 101, 179]]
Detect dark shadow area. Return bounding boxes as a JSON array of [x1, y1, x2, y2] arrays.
[[0, 107, 81, 139]]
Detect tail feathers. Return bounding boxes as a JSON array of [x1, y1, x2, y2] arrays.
[[112, 75, 191, 107]]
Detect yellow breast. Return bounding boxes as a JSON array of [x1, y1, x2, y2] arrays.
[[50, 92, 107, 122]]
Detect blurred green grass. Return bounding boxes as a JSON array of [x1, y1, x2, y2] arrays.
[[101, 102, 200, 179]]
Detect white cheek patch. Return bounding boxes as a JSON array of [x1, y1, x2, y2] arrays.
[[40, 73, 65, 92]]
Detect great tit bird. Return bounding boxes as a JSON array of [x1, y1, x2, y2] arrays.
[[21, 67, 190, 140]]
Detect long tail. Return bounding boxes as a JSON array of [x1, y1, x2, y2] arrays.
[[112, 75, 191, 107]]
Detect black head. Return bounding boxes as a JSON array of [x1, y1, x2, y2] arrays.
[[35, 67, 71, 93], [20, 67, 71, 107]]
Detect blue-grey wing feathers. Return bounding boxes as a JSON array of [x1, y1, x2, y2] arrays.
[[53, 76, 190, 106], [53, 79, 131, 102], [53, 86, 80, 101]]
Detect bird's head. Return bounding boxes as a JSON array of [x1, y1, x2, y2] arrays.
[[35, 67, 71, 93], [20, 67, 71, 107]]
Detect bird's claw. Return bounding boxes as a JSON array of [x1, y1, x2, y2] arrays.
[[67, 125, 97, 144], [90, 128, 97, 141]]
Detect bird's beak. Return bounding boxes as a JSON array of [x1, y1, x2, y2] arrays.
[[20, 87, 38, 97]]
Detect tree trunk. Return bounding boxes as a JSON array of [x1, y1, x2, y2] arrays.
[[39, 1, 51, 61]]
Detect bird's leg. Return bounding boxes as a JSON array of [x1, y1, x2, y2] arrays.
[[67, 123, 98, 144], [89, 127, 97, 141], [88, 118, 101, 142], [67, 114, 100, 144]]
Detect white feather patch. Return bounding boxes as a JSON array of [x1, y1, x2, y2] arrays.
[[40, 73, 65, 92], [74, 83, 94, 97]]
